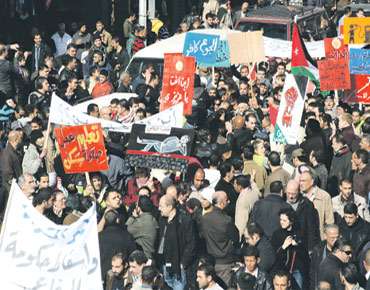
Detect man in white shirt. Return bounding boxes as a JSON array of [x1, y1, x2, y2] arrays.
[[196, 264, 224, 290], [51, 23, 72, 57]]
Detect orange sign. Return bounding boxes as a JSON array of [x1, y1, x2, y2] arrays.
[[318, 58, 351, 91], [54, 124, 108, 174], [324, 38, 349, 60], [160, 53, 195, 115], [343, 17, 370, 44]]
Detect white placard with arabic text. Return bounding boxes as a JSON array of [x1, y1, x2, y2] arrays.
[[0, 181, 103, 290]]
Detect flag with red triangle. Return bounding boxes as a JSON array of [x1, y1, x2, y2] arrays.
[[291, 23, 319, 84]]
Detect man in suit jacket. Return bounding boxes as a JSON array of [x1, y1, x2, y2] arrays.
[[363, 247, 370, 289], [233, 2, 249, 26], [30, 33, 51, 73]]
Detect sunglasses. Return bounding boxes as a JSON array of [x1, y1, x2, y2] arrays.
[[343, 250, 352, 255]]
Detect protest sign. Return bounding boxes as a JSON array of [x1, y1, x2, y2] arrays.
[[349, 48, 370, 75], [73, 93, 137, 112], [214, 40, 230, 67], [160, 53, 195, 115], [50, 94, 184, 133], [0, 180, 102, 290], [228, 31, 265, 64], [127, 124, 195, 171], [344, 74, 370, 104], [318, 58, 351, 90], [274, 74, 306, 145], [324, 37, 349, 60], [343, 17, 370, 44], [183, 32, 220, 65], [50, 94, 131, 132], [54, 123, 108, 174]]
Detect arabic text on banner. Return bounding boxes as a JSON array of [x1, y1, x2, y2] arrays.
[[0, 181, 103, 290]]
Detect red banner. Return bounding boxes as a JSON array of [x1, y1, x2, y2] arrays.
[[344, 75, 370, 104], [160, 53, 195, 115], [318, 58, 351, 91], [54, 124, 108, 174], [324, 38, 349, 60]]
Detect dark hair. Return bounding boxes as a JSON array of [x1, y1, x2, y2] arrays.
[[128, 250, 148, 265], [241, 245, 259, 258], [247, 223, 264, 237], [339, 178, 352, 186], [104, 210, 120, 226], [270, 181, 283, 195], [112, 36, 123, 46], [89, 66, 100, 76], [35, 77, 48, 90], [138, 195, 154, 213], [87, 103, 98, 114], [311, 149, 325, 164], [110, 98, 120, 106], [198, 255, 216, 267], [333, 133, 346, 146], [32, 187, 54, 207], [141, 265, 160, 285], [340, 263, 360, 285], [243, 145, 254, 161], [66, 43, 77, 50], [219, 162, 232, 178], [273, 269, 290, 283], [279, 207, 296, 224], [79, 196, 94, 213], [343, 203, 358, 215], [332, 237, 351, 253], [186, 198, 201, 211], [355, 149, 368, 164], [237, 272, 257, 290], [135, 167, 150, 178], [232, 159, 244, 172], [235, 175, 251, 189], [197, 264, 216, 279], [268, 151, 281, 166]]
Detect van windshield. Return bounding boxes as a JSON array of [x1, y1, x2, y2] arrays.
[[126, 58, 164, 80], [238, 22, 287, 40]]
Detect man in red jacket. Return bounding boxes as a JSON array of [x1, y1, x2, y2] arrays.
[[91, 69, 113, 98]]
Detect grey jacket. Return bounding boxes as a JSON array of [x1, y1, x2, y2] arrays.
[[126, 212, 159, 259]]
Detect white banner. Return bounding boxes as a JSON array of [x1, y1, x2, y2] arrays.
[[274, 74, 306, 145], [0, 181, 103, 290], [49, 94, 132, 132], [50, 94, 184, 133], [73, 93, 137, 113]]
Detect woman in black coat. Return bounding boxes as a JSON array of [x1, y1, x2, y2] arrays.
[[271, 208, 310, 290]]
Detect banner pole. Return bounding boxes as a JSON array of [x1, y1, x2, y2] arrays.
[[43, 119, 52, 151], [85, 172, 91, 186], [212, 66, 215, 86]]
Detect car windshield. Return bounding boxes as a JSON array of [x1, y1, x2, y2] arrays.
[[238, 22, 287, 40], [126, 58, 164, 80]]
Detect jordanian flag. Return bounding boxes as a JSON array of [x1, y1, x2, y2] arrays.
[[291, 23, 319, 84]]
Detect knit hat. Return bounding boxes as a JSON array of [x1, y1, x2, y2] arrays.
[[200, 187, 215, 203]]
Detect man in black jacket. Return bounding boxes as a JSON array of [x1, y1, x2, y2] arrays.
[[285, 180, 321, 253], [157, 195, 195, 290], [318, 238, 352, 290], [98, 210, 137, 277], [339, 203, 370, 261], [201, 191, 239, 286], [215, 162, 237, 219], [309, 224, 339, 290], [230, 245, 272, 290], [246, 223, 275, 273], [250, 181, 292, 239], [30, 32, 51, 73]]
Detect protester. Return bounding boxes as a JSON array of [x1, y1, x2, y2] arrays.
[[0, 4, 370, 290]]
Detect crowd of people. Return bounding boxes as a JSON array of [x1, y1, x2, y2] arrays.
[[0, 0, 370, 290]]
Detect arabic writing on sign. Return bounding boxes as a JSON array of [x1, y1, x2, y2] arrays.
[[169, 75, 191, 91], [54, 123, 108, 174], [350, 49, 370, 75], [183, 33, 220, 65]]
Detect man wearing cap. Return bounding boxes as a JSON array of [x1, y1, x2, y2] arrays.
[[200, 187, 214, 215]]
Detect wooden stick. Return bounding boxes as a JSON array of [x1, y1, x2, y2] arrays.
[[43, 119, 52, 151], [85, 172, 91, 186]]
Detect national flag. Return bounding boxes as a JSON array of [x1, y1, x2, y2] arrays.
[[248, 62, 257, 82], [291, 23, 319, 84]]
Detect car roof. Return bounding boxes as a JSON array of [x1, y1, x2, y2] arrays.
[[244, 5, 325, 19]]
